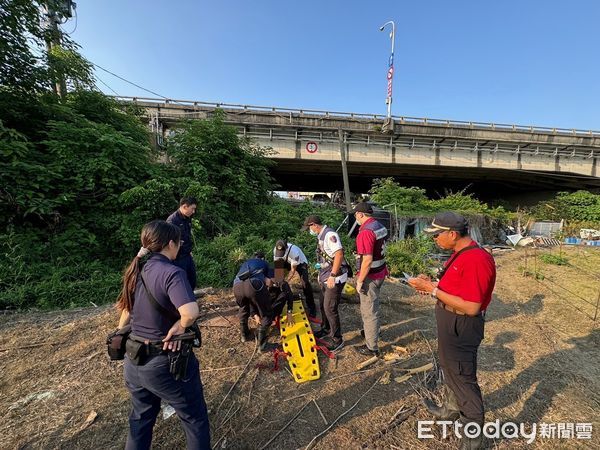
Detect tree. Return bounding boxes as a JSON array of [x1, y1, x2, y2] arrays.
[[164, 110, 275, 234], [369, 178, 429, 213]]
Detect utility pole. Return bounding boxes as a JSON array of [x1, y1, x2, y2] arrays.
[[338, 128, 352, 213], [41, 0, 76, 98]]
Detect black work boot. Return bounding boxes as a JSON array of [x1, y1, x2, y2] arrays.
[[257, 325, 270, 352], [240, 321, 252, 343], [459, 415, 484, 450], [422, 387, 460, 420]]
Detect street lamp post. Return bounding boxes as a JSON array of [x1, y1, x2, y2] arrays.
[[379, 21, 396, 129]]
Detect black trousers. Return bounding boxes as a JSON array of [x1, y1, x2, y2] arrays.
[[271, 282, 293, 318], [173, 254, 197, 290], [319, 281, 345, 341], [233, 279, 272, 327], [124, 354, 210, 449], [435, 302, 485, 423], [295, 263, 316, 315]]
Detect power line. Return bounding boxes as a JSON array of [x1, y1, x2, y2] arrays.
[[91, 62, 182, 104], [59, 6, 77, 35], [95, 75, 119, 96]]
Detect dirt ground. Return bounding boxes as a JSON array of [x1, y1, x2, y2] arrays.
[[0, 246, 599, 449]]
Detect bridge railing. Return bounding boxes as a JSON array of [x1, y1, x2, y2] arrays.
[[111, 96, 600, 138]]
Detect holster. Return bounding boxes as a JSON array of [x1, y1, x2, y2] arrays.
[[186, 322, 202, 348], [169, 340, 192, 381]]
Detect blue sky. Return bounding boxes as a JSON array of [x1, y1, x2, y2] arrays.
[[71, 1, 599, 130]]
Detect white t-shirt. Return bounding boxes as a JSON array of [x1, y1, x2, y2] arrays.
[[318, 226, 348, 284], [273, 243, 308, 267]]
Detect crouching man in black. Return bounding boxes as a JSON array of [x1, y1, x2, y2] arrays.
[[233, 252, 273, 351]]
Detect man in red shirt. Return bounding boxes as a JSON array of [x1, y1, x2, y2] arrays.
[[353, 202, 389, 357], [409, 211, 495, 450]]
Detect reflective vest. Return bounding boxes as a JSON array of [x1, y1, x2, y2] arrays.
[[316, 226, 349, 281], [316, 226, 336, 270], [357, 219, 388, 275]]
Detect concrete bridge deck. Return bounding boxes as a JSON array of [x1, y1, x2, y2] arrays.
[[115, 96, 600, 196]]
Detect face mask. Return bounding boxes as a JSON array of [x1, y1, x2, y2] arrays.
[[309, 229, 317, 236]]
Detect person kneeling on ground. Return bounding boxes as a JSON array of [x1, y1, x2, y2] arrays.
[[233, 252, 276, 352]]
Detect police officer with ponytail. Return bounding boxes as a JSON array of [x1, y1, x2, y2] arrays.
[[116, 220, 210, 450]]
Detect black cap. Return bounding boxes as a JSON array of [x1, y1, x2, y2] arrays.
[[274, 239, 287, 258], [424, 211, 468, 235], [301, 215, 322, 231], [253, 251, 265, 259], [352, 202, 373, 214]]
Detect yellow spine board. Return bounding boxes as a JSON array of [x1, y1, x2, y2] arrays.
[[280, 301, 320, 383]]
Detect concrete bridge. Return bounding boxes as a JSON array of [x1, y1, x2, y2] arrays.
[[115, 96, 600, 199]]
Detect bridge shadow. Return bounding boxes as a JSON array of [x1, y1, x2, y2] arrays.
[[485, 328, 600, 425], [479, 331, 519, 372], [484, 293, 545, 323]]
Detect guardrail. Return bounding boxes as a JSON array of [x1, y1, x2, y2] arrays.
[[111, 95, 600, 138]]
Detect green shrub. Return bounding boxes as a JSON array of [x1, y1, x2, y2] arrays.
[[0, 228, 123, 309], [531, 191, 600, 222], [193, 200, 352, 288], [369, 178, 511, 221], [519, 266, 545, 280], [539, 253, 569, 266], [385, 236, 438, 277]]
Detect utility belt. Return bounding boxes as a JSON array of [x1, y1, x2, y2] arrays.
[[238, 267, 263, 282], [126, 334, 164, 366], [126, 329, 200, 381], [318, 262, 349, 274]]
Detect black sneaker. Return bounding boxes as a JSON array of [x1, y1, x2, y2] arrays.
[[321, 337, 344, 352], [354, 344, 380, 357], [314, 328, 330, 339]]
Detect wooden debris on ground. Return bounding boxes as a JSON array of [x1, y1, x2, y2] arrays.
[[379, 371, 391, 385], [356, 355, 379, 370], [391, 345, 409, 354], [360, 405, 417, 448], [80, 410, 98, 431], [194, 287, 216, 298], [394, 362, 434, 384]]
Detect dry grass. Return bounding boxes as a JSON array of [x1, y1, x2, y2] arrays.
[[0, 246, 599, 449]]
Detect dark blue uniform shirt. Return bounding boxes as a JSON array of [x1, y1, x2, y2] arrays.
[[131, 254, 196, 341], [166, 209, 193, 258], [233, 258, 272, 285]]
